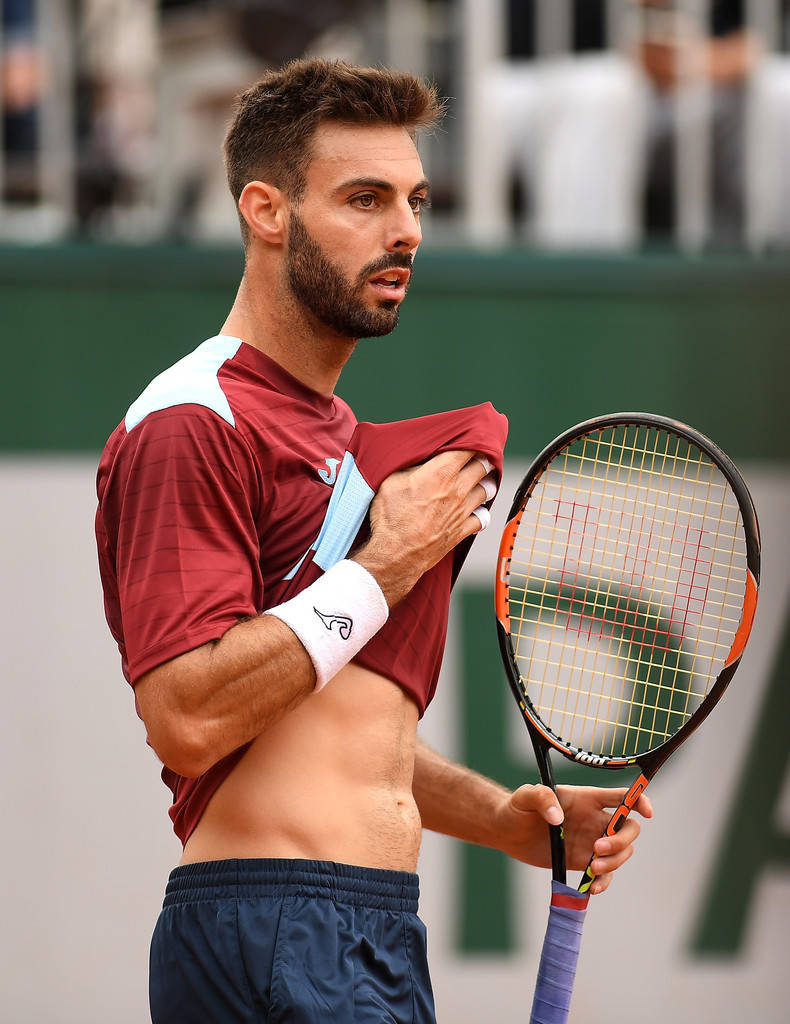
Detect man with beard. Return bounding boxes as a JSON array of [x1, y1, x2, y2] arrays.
[[95, 59, 651, 1023]]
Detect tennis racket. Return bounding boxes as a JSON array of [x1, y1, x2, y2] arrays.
[[494, 413, 760, 1024]]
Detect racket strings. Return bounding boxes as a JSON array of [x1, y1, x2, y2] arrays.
[[507, 423, 747, 759]]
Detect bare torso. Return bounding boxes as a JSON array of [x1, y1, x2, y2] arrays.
[[180, 663, 423, 871]]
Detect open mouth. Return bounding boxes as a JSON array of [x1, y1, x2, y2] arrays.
[[368, 268, 410, 289], [367, 267, 410, 299]]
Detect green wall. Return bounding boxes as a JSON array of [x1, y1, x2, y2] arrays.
[[2, 244, 788, 458], [3, 244, 787, 968]]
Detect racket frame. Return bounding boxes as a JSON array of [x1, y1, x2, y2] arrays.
[[495, 412, 760, 887]]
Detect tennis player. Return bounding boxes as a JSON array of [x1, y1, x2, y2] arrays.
[[95, 59, 651, 1023]]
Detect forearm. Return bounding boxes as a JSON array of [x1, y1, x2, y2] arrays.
[[138, 553, 395, 777], [414, 743, 653, 886], [412, 738, 512, 849], [135, 613, 316, 778]]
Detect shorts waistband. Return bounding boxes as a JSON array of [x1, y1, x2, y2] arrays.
[[162, 858, 420, 913]]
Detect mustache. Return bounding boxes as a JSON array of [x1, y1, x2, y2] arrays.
[[356, 252, 414, 286]]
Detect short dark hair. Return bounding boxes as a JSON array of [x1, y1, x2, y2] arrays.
[[224, 58, 444, 240]]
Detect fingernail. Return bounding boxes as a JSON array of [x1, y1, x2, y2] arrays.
[[547, 806, 564, 825], [476, 456, 493, 474]]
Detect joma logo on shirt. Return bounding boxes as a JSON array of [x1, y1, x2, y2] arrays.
[[313, 608, 353, 640], [318, 458, 340, 485]]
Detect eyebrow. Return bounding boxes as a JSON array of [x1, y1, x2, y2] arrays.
[[334, 177, 431, 197]]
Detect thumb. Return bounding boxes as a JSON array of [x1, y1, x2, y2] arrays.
[[511, 784, 564, 826]]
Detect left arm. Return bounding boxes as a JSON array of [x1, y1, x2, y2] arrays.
[[413, 739, 652, 895]]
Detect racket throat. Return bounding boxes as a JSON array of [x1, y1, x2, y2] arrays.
[[549, 822, 566, 884], [530, 736, 568, 884], [578, 773, 650, 894]]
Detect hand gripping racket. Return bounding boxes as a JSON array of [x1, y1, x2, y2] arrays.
[[494, 413, 760, 1024]]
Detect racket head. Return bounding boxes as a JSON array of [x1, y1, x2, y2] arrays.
[[496, 413, 760, 777]]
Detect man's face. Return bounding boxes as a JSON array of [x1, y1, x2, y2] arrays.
[[284, 122, 428, 339]]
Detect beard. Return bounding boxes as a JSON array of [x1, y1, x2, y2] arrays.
[[285, 210, 412, 339]]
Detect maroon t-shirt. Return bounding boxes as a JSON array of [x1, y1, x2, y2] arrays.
[[96, 335, 508, 844]]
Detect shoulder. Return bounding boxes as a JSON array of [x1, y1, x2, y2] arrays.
[[125, 335, 244, 432], [98, 337, 261, 504]]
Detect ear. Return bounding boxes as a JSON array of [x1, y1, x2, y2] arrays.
[[238, 180, 288, 243]]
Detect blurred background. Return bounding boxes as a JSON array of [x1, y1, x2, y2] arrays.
[[1, 1, 789, 1022], [3, 0, 790, 248]]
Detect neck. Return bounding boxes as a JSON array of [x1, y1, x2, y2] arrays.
[[222, 272, 357, 397]]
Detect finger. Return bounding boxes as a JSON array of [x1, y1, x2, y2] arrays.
[[458, 452, 496, 490], [466, 469, 499, 533], [511, 784, 564, 826], [480, 471, 498, 501], [464, 471, 499, 516], [589, 808, 649, 893], [592, 818, 641, 867], [599, 787, 629, 809], [423, 449, 477, 474], [470, 505, 490, 531], [594, 819, 643, 860], [602, 815, 642, 849], [455, 505, 490, 544], [589, 872, 613, 896], [589, 839, 634, 880], [599, 788, 653, 819]]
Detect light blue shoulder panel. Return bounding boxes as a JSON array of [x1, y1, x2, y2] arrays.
[[125, 335, 243, 432]]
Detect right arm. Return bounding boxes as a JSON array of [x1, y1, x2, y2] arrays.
[[135, 448, 491, 777], [135, 614, 315, 779]]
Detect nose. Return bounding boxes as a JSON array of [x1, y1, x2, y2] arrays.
[[385, 198, 422, 253]]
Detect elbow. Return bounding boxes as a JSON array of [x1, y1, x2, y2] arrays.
[[135, 661, 221, 779], [145, 712, 217, 779]]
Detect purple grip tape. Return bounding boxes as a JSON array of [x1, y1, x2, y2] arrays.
[[529, 880, 590, 1024]]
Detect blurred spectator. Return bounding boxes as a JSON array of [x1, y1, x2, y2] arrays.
[[155, 0, 370, 241], [2, 0, 46, 204], [637, 0, 760, 240], [479, 1, 648, 247], [159, 0, 368, 65], [480, 0, 788, 248], [73, 0, 158, 237], [227, 0, 370, 66]]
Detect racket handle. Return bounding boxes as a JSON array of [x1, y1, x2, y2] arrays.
[[529, 881, 590, 1024]]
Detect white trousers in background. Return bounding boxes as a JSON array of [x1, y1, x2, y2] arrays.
[[474, 52, 790, 249]]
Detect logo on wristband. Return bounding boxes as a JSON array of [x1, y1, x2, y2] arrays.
[[313, 608, 353, 640]]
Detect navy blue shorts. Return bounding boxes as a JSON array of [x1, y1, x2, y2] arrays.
[[149, 858, 437, 1023]]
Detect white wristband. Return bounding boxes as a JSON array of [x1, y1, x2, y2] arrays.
[[263, 560, 389, 691]]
